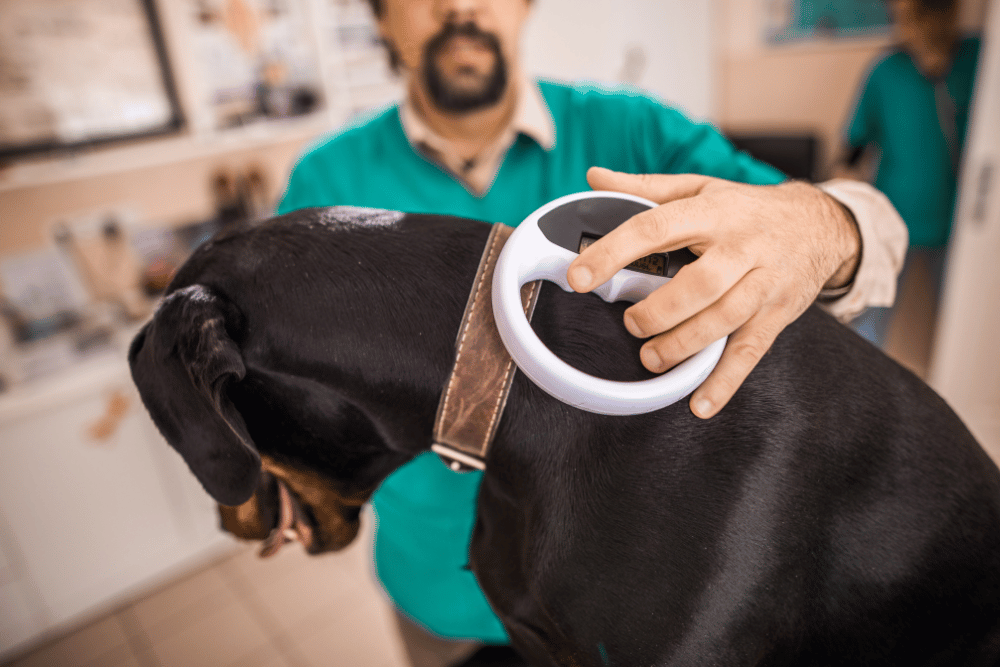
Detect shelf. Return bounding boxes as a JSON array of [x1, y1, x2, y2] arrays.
[[0, 112, 343, 194]]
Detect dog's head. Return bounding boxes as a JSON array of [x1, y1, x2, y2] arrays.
[[129, 282, 410, 557]]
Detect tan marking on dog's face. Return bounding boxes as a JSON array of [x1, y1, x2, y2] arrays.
[[218, 455, 372, 555], [219, 492, 271, 540]]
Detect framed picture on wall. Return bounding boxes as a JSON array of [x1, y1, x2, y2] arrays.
[[765, 0, 892, 42], [184, 0, 326, 131], [0, 0, 184, 160]]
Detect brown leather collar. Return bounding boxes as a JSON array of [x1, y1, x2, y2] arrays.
[[432, 223, 540, 472]]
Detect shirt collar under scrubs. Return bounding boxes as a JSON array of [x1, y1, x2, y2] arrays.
[[398, 73, 556, 195]]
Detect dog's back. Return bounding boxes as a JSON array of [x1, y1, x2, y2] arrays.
[[475, 282, 1000, 666]]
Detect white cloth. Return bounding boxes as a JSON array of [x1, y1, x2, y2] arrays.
[[815, 178, 909, 321]]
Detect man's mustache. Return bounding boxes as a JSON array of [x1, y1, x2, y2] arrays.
[[426, 21, 503, 61]]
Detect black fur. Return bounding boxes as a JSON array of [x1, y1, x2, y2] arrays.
[[130, 207, 1000, 666]]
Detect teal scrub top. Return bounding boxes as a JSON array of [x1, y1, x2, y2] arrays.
[[277, 79, 784, 642], [846, 37, 981, 248]]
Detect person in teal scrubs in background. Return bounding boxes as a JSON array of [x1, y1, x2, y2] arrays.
[[844, 0, 981, 347], [278, 0, 907, 664]]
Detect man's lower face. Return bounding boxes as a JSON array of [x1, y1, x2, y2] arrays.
[[423, 24, 508, 113]]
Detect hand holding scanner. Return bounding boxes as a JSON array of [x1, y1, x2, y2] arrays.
[[492, 191, 727, 415]]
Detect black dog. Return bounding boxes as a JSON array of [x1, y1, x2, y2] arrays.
[[129, 207, 1000, 666]]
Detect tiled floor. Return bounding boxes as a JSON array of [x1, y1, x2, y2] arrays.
[[1, 264, 942, 667], [2, 510, 410, 667]]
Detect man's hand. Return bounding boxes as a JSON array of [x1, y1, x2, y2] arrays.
[[567, 167, 861, 419]]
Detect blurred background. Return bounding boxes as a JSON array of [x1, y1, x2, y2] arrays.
[[0, 0, 996, 665]]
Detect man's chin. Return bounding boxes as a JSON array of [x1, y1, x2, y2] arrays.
[[426, 68, 507, 113], [444, 78, 493, 102], [423, 31, 508, 113]]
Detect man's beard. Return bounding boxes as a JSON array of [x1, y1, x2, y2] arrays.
[[422, 22, 508, 113]]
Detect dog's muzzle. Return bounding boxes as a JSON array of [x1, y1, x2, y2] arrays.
[[259, 478, 315, 557]]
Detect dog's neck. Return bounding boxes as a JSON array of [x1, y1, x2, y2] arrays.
[[193, 213, 495, 474], [180, 210, 654, 491]]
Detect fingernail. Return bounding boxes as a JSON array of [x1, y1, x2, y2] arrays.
[[692, 397, 714, 418], [569, 265, 592, 291], [624, 313, 645, 338], [641, 347, 661, 371]]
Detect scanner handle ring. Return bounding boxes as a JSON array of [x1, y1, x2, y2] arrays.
[[492, 191, 727, 416]]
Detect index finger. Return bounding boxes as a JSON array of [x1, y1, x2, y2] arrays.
[[586, 167, 712, 202]]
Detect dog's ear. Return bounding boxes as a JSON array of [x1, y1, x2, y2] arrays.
[[129, 285, 260, 506]]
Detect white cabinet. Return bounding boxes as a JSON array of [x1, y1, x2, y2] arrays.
[[0, 535, 44, 653], [930, 0, 1000, 466], [0, 352, 232, 658]]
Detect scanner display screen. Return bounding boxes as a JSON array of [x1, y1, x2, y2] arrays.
[[578, 234, 667, 277]]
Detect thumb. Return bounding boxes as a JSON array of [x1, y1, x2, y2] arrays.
[[587, 167, 712, 203]]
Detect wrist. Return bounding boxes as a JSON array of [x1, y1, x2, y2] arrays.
[[820, 191, 862, 293]]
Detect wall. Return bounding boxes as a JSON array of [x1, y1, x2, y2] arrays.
[[523, 0, 716, 121], [2, 0, 990, 258]]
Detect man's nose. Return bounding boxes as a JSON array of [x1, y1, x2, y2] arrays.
[[434, 0, 485, 23]]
